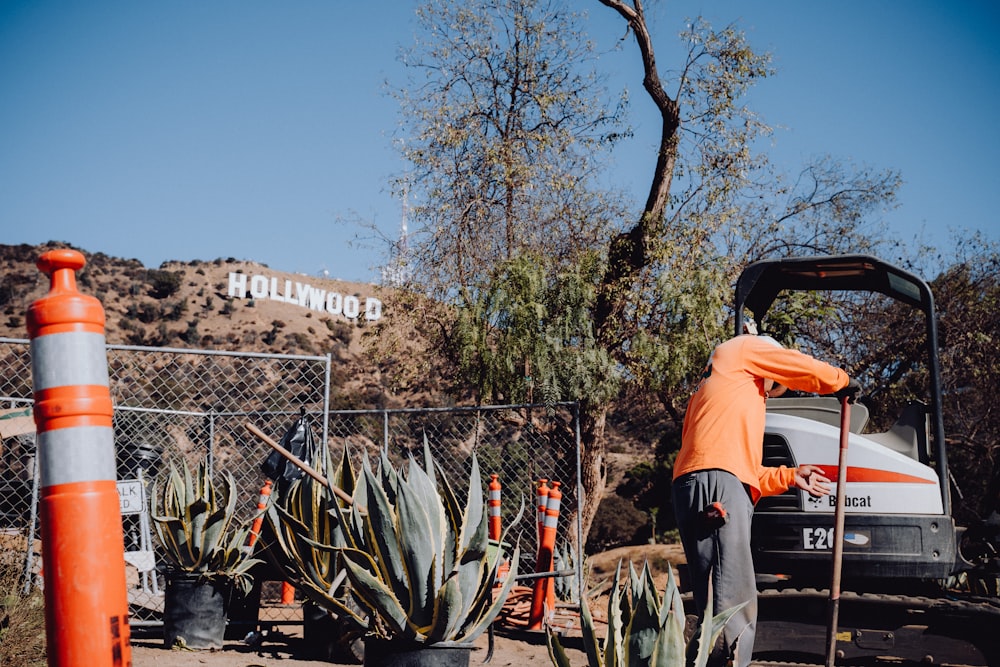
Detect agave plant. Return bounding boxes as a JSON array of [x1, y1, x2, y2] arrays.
[[553, 540, 580, 602], [150, 458, 262, 595], [333, 442, 521, 646], [547, 560, 745, 667], [264, 444, 358, 613]]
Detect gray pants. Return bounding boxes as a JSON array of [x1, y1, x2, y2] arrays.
[[672, 469, 757, 667]]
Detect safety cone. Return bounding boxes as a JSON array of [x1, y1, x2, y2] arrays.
[[488, 474, 510, 587], [246, 479, 273, 550], [543, 481, 562, 613], [528, 479, 561, 630], [27, 249, 131, 667], [535, 478, 549, 544], [488, 474, 502, 540]]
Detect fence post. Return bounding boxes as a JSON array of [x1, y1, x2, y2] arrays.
[[27, 248, 132, 666]]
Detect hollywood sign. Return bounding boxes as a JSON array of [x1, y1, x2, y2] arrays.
[[227, 272, 383, 321]]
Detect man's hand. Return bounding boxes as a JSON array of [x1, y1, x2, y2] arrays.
[[834, 377, 862, 404], [794, 464, 831, 497]]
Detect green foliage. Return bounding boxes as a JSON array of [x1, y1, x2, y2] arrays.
[[334, 441, 520, 645], [150, 459, 262, 595], [147, 269, 182, 299], [455, 253, 619, 405], [547, 560, 744, 667]]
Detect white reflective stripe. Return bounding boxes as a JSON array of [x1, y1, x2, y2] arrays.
[[31, 332, 109, 391], [489, 490, 501, 500], [39, 425, 116, 487], [546, 498, 562, 513], [543, 513, 559, 528], [489, 506, 501, 516]]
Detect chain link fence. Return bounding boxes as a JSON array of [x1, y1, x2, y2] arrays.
[[0, 338, 582, 629]]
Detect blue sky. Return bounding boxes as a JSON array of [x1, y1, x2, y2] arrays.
[[1, 1, 997, 284]]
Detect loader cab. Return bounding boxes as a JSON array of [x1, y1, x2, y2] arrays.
[[735, 255, 957, 582]]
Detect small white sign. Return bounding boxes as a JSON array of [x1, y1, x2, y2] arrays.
[[117, 480, 146, 516]]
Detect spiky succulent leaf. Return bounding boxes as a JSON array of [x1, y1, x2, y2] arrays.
[[548, 574, 603, 667], [579, 588, 604, 667], [396, 460, 447, 628], [150, 458, 260, 592], [424, 570, 465, 642], [688, 592, 748, 667], [361, 463, 411, 610], [547, 630, 576, 667], [605, 561, 626, 667], [454, 544, 520, 644], [624, 562, 661, 665], [546, 557, 748, 667], [341, 547, 415, 641], [648, 565, 685, 667]]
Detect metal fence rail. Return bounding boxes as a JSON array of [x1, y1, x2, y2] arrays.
[[0, 338, 582, 628]]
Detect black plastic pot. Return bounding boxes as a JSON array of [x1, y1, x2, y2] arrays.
[[302, 601, 365, 663], [363, 638, 474, 667], [162, 572, 231, 650], [225, 564, 266, 640]]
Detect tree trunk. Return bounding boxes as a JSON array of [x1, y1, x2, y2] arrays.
[[576, 398, 609, 546], [577, 1, 679, 550]]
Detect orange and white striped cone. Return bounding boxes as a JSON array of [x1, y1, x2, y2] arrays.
[[535, 478, 549, 546], [246, 479, 273, 550], [488, 474, 509, 587], [529, 479, 560, 630], [27, 249, 132, 667], [543, 481, 562, 613], [488, 474, 502, 541]]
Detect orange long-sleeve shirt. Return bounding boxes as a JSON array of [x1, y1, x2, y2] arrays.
[[674, 334, 849, 502]]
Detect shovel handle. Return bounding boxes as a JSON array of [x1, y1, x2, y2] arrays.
[[825, 395, 851, 666], [245, 422, 355, 506]]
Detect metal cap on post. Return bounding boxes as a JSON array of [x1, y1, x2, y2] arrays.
[[27, 249, 132, 667]]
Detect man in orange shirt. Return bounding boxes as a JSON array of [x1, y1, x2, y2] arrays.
[[673, 328, 860, 667]]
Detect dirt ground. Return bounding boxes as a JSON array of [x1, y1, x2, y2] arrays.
[[128, 544, 684, 667], [130, 627, 583, 667]]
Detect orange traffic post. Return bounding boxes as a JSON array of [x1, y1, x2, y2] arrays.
[[281, 581, 296, 605], [488, 474, 510, 587], [528, 479, 561, 630], [27, 249, 132, 667], [535, 478, 549, 545], [246, 479, 273, 550], [488, 474, 502, 541], [543, 481, 562, 613]]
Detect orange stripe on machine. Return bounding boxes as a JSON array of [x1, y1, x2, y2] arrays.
[[815, 465, 936, 485]]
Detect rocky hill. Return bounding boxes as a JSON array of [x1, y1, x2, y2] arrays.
[[0, 241, 416, 407]]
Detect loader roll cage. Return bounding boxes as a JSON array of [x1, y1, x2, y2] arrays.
[[734, 254, 950, 515]]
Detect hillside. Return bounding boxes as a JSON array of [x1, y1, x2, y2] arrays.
[[0, 242, 425, 407], [0, 242, 659, 535]]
